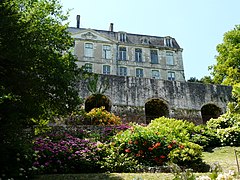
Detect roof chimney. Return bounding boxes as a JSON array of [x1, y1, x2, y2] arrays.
[[76, 15, 80, 28], [109, 23, 113, 32]]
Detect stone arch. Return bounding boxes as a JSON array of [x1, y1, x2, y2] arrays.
[[145, 98, 169, 124], [201, 103, 223, 124], [85, 94, 112, 112]]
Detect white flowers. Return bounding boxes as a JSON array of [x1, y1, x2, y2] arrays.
[[197, 170, 237, 180], [216, 170, 236, 180], [196, 175, 211, 180]]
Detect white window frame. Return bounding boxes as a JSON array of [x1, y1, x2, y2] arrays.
[[168, 71, 175, 81], [166, 51, 174, 65], [102, 45, 111, 59], [150, 49, 158, 64], [152, 70, 160, 79], [103, 65, 111, 75], [119, 67, 127, 76], [165, 38, 173, 47], [84, 63, 92, 73], [84, 43, 93, 57], [119, 32, 126, 42], [119, 47, 127, 60], [136, 68, 144, 78], [135, 48, 142, 62]]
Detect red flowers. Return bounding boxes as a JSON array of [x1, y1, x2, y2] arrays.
[[179, 145, 185, 149], [160, 155, 166, 159], [148, 147, 153, 151], [125, 148, 131, 153], [154, 142, 161, 148], [134, 140, 138, 145]]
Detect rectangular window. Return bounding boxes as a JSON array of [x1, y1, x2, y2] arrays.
[[119, 47, 127, 60], [83, 63, 92, 73], [119, 67, 127, 76], [168, 71, 175, 81], [135, 48, 142, 62], [119, 33, 126, 42], [152, 70, 160, 79], [136, 68, 143, 78], [150, 50, 158, 64], [165, 38, 172, 47], [102, 45, 111, 59], [84, 43, 93, 57], [166, 51, 174, 65], [103, 65, 111, 75]]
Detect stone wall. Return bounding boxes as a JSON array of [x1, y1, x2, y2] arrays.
[[79, 75, 232, 124]]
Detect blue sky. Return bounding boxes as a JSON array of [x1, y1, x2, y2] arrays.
[[60, 0, 240, 80]]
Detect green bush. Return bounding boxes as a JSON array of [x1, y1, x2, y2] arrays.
[[148, 117, 217, 149], [207, 112, 240, 129], [207, 112, 240, 146], [98, 143, 141, 173], [110, 117, 205, 169], [168, 142, 203, 167], [218, 126, 240, 146], [190, 125, 221, 148], [147, 117, 196, 142]]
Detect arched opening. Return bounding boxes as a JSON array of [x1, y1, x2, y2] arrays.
[[145, 98, 169, 124], [201, 104, 222, 124], [85, 94, 111, 112]]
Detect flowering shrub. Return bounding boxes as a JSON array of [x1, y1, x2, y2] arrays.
[[111, 119, 204, 169], [207, 112, 240, 146], [99, 124, 131, 142], [99, 143, 142, 173], [149, 117, 219, 149], [168, 142, 203, 168], [33, 133, 101, 174], [86, 106, 121, 125], [190, 125, 220, 149]]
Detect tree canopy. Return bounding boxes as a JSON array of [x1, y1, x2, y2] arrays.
[[0, 0, 82, 177], [0, 0, 81, 123], [210, 25, 240, 86]]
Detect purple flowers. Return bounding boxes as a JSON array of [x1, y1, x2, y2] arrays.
[[33, 133, 101, 173]]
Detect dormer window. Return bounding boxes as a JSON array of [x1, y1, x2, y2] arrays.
[[165, 37, 173, 47], [141, 37, 149, 44], [119, 32, 127, 42]]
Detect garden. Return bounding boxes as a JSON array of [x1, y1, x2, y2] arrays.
[[3, 102, 240, 180]]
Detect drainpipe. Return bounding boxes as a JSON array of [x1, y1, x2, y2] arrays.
[[116, 43, 119, 75]]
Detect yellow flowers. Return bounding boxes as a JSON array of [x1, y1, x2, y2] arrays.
[[86, 106, 121, 125]]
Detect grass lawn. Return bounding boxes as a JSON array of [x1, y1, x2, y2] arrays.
[[202, 146, 240, 172], [34, 146, 240, 180]]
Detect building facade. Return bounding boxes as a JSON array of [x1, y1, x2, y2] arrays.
[[68, 23, 185, 81], [68, 22, 232, 124]]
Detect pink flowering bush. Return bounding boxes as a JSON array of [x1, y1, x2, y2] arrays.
[[33, 133, 102, 174]]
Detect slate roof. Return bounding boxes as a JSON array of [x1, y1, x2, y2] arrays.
[[68, 27, 181, 49]]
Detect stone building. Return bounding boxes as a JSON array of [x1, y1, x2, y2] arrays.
[[68, 18, 232, 124], [68, 22, 185, 81]]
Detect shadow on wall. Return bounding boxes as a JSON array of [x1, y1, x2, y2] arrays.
[[201, 104, 223, 124], [85, 94, 112, 112], [145, 98, 169, 124]]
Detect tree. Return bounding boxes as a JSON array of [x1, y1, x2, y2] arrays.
[[210, 25, 240, 86], [187, 76, 214, 84], [187, 77, 200, 83], [0, 0, 81, 177], [199, 76, 214, 84]]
